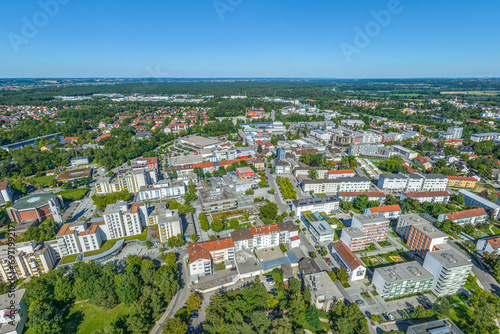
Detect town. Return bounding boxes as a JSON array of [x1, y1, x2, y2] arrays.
[[1, 79, 500, 334]]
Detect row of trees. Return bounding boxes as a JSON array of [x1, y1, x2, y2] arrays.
[[276, 176, 297, 199]]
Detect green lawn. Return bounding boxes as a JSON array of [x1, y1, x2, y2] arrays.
[[82, 229, 148, 257], [378, 240, 392, 247], [492, 226, 500, 235], [56, 187, 89, 201], [63, 302, 130, 334], [365, 243, 376, 251], [32, 175, 56, 186], [60, 254, 78, 265]]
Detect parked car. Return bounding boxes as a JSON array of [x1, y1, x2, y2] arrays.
[[269, 281, 275, 285], [355, 300, 364, 305], [385, 313, 394, 321], [397, 310, 406, 318]]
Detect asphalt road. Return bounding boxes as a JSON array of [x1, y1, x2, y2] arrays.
[[265, 169, 290, 214]]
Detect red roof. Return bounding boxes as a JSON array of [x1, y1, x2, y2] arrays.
[[447, 176, 476, 182], [446, 208, 487, 221], [332, 241, 364, 270], [290, 236, 300, 241], [251, 224, 279, 236], [96, 133, 111, 141], [189, 237, 234, 262], [328, 169, 355, 174], [404, 191, 449, 198], [487, 237, 500, 249], [368, 205, 401, 213], [0, 181, 9, 190]]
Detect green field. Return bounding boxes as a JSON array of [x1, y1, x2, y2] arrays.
[[83, 228, 148, 257], [31, 175, 56, 186], [64, 302, 130, 334], [60, 254, 78, 265], [492, 226, 500, 235], [56, 187, 89, 201]]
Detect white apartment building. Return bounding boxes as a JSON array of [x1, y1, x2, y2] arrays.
[[447, 127, 463, 139], [96, 169, 153, 194], [310, 130, 331, 141], [103, 201, 148, 240], [0, 242, 56, 282], [338, 177, 371, 192], [459, 189, 500, 219], [77, 223, 103, 252], [291, 196, 340, 217], [437, 208, 488, 226], [340, 227, 368, 251], [137, 181, 186, 201], [365, 205, 402, 219], [391, 145, 418, 160], [294, 167, 329, 179], [351, 213, 390, 242], [423, 248, 472, 297], [401, 191, 450, 204], [327, 169, 356, 179], [188, 238, 235, 278], [302, 179, 340, 193], [377, 173, 448, 192], [0, 181, 14, 204], [148, 206, 182, 243], [56, 223, 83, 256], [476, 236, 500, 255], [421, 174, 448, 191], [330, 241, 366, 281]]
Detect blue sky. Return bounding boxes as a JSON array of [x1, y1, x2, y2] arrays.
[[0, 0, 499, 78]]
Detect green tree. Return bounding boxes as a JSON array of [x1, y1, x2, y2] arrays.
[[127, 302, 153, 334], [308, 167, 319, 180], [54, 276, 74, 304], [163, 317, 188, 334], [115, 272, 141, 306], [337, 268, 349, 284], [287, 293, 306, 328], [211, 218, 225, 232], [270, 317, 293, 334], [186, 292, 202, 311]]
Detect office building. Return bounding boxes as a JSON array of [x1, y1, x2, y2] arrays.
[[372, 261, 434, 299], [309, 220, 335, 245], [423, 247, 472, 297], [148, 206, 182, 243], [198, 185, 238, 213]]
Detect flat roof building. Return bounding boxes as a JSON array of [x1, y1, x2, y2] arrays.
[[198, 185, 238, 213], [303, 272, 344, 310]]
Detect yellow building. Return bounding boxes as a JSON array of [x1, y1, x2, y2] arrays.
[[447, 176, 476, 189]]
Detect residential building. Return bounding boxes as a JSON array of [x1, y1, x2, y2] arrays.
[[372, 261, 434, 299], [446, 176, 476, 189], [0, 242, 56, 282], [299, 257, 322, 275], [71, 156, 90, 166], [0, 288, 28, 334], [252, 156, 266, 170], [198, 185, 238, 213], [330, 241, 366, 281], [102, 201, 148, 240], [391, 145, 418, 160], [309, 220, 335, 245], [377, 174, 424, 192], [337, 191, 385, 204], [0, 132, 63, 151], [294, 167, 329, 179], [423, 247, 472, 297], [21, 243, 57, 277], [291, 196, 339, 217], [406, 319, 463, 334], [310, 130, 331, 141], [459, 189, 500, 219], [421, 174, 448, 191], [276, 221, 300, 247], [470, 132, 500, 142], [396, 214, 431, 240], [303, 272, 344, 310], [148, 206, 182, 243], [137, 181, 186, 201], [446, 127, 463, 139], [437, 208, 488, 226], [327, 169, 356, 179], [401, 191, 450, 204], [340, 227, 368, 251], [364, 205, 402, 219], [77, 223, 103, 252], [348, 143, 384, 156], [56, 223, 84, 256], [232, 224, 279, 250], [7, 192, 64, 224], [95, 170, 151, 194], [351, 213, 389, 242], [301, 179, 340, 193], [406, 221, 449, 258], [235, 167, 255, 178], [188, 238, 235, 278], [0, 181, 14, 204], [338, 177, 371, 192], [274, 160, 291, 175], [476, 236, 500, 255]]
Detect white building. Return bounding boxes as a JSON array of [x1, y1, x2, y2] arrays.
[[377, 173, 448, 192], [274, 160, 291, 175], [470, 132, 500, 142], [0, 181, 14, 204], [340, 227, 367, 251], [330, 241, 366, 281], [96, 170, 152, 194], [327, 169, 356, 179], [0, 242, 56, 282], [291, 196, 339, 217], [447, 127, 463, 139], [364, 205, 402, 219], [422, 247, 472, 297], [476, 236, 500, 255], [102, 201, 148, 240], [437, 208, 488, 226], [77, 223, 103, 252], [459, 189, 500, 219], [338, 177, 371, 192], [188, 238, 235, 278], [302, 179, 340, 193], [401, 191, 450, 204], [303, 272, 344, 310], [137, 181, 186, 201], [351, 213, 389, 242], [391, 145, 418, 160], [309, 220, 334, 245], [310, 129, 331, 141]]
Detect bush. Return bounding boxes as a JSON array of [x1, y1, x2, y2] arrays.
[[310, 251, 317, 258], [245, 188, 254, 195]]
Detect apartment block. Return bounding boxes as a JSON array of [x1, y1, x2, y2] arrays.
[[437, 208, 488, 226], [446, 176, 476, 189], [327, 169, 356, 179], [372, 261, 434, 299], [198, 185, 238, 213], [401, 191, 450, 204], [188, 238, 235, 278], [301, 179, 340, 193], [0, 242, 56, 282], [291, 196, 339, 217], [476, 236, 500, 255], [377, 173, 448, 192], [95, 169, 154, 194], [337, 191, 385, 204], [406, 221, 448, 258], [338, 177, 371, 192], [364, 204, 402, 219], [459, 189, 500, 219], [351, 213, 389, 242], [148, 206, 182, 243], [423, 247, 472, 297], [294, 167, 329, 179], [137, 181, 186, 201], [340, 227, 368, 251], [396, 214, 431, 240], [103, 201, 148, 240], [0, 180, 14, 204]]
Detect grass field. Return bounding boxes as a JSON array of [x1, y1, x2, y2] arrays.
[[60, 254, 78, 265], [440, 91, 500, 95], [378, 240, 392, 247], [492, 226, 500, 235], [32, 175, 56, 186], [83, 228, 148, 257], [63, 302, 130, 334], [56, 187, 89, 201]]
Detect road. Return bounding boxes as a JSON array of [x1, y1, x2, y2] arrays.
[[150, 252, 191, 334], [265, 169, 290, 214]]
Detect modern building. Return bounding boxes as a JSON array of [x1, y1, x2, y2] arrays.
[[0, 133, 63, 151], [372, 261, 434, 299], [406, 318, 464, 334], [198, 185, 238, 213], [291, 196, 339, 217], [330, 241, 366, 281], [348, 143, 384, 157], [364, 205, 402, 219], [406, 221, 449, 258], [0, 288, 28, 334], [303, 272, 344, 310], [137, 181, 186, 201], [95, 170, 152, 194], [188, 237, 235, 278], [235, 167, 255, 178], [437, 208, 488, 226], [396, 214, 431, 240], [446, 176, 476, 189], [327, 169, 356, 179], [470, 132, 500, 143], [338, 177, 371, 192], [446, 127, 463, 140], [71, 156, 90, 166], [309, 220, 335, 245], [476, 236, 500, 255], [391, 145, 418, 160], [459, 189, 500, 219], [102, 201, 148, 240], [351, 213, 390, 242], [378, 173, 448, 192], [294, 167, 330, 179], [7, 192, 64, 224], [423, 247, 472, 297], [147, 206, 182, 243], [301, 179, 340, 193], [273, 160, 291, 175], [401, 191, 450, 204], [0, 181, 14, 204], [0, 242, 56, 282], [340, 227, 368, 251]]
